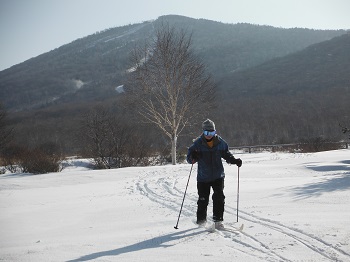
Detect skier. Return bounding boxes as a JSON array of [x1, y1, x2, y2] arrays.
[[187, 119, 242, 229]]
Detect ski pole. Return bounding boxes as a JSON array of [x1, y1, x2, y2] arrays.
[[174, 163, 194, 229], [236, 166, 240, 222]]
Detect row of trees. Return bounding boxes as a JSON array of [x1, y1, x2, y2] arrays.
[[0, 103, 62, 174], [0, 104, 12, 152]]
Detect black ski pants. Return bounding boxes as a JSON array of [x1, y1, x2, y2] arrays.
[[197, 178, 225, 222]]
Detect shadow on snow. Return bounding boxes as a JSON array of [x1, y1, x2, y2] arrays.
[[66, 227, 204, 262], [292, 172, 350, 199], [290, 160, 350, 199]]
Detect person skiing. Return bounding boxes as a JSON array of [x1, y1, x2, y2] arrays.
[[186, 119, 242, 229]]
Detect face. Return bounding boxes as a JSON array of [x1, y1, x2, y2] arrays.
[[204, 134, 213, 139]]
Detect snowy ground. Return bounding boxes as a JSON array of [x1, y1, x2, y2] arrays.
[[1, 149, 350, 261]]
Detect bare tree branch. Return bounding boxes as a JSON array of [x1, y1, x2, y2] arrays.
[[127, 23, 216, 164]]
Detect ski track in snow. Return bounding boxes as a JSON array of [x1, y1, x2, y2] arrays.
[[131, 166, 350, 262]]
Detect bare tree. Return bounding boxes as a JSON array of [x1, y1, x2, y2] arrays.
[[0, 103, 13, 154], [79, 105, 150, 169], [340, 123, 350, 140], [128, 24, 216, 164]]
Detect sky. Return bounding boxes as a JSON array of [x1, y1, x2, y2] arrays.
[[0, 0, 350, 71]]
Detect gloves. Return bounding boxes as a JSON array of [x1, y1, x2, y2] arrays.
[[234, 158, 242, 167], [191, 150, 200, 162], [227, 156, 242, 167]]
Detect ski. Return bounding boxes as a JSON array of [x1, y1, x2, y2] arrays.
[[207, 223, 244, 233], [220, 223, 244, 233], [195, 219, 244, 233]]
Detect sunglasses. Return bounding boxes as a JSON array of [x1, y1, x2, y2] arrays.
[[203, 130, 216, 136]]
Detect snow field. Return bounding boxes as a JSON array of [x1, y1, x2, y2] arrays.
[[0, 150, 349, 261]]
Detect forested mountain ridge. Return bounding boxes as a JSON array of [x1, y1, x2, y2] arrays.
[[0, 15, 345, 112], [216, 33, 350, 145], [0, 21, 154, 111], [158, 15, 346, 76], [221, 33, 350, 96]]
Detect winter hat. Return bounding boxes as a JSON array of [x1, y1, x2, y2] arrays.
[[202, 119, 215, 131]]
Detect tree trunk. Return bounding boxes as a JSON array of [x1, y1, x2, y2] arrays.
[[171, 135, 177, 165]]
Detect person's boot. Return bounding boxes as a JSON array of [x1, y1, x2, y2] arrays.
[[214, 221, 224, 230], [196, 219, 207, 226]]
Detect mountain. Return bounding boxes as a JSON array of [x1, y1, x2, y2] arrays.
[[0, 21, 153, 112], [0, 15, 348, 153], [221, 33, 350, 96], [0, 15, 345, 112], [215, 33, 350, 145]]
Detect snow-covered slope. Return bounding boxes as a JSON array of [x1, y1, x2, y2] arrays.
[[1, 150, 349, 261]]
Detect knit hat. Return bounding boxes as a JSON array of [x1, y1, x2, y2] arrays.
[[202, 119, 215, 131]]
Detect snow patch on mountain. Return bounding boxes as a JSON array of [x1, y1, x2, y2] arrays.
[[72, 79, 84, 89], [115, 85, 125, 93]]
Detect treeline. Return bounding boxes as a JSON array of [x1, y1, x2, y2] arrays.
[[1, 88, 348, 174], [215, 90, 349, 146], [0, 99, 180, 174]]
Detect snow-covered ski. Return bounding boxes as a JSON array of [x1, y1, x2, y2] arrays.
[[198, 222, 244, 233], [210, 223, 244, 233]]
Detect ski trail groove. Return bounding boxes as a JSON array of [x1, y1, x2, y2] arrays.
[[224, 205, 350, 261], [132, 168, 349, 261], [133, 170, 290, 261]]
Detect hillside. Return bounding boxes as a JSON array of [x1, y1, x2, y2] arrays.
[[0, 22, 153, 111], [0, 15, 345, 112], [214, 33, 350, 145], [157, 16, 346, 77], [222, 33, 350, 96]]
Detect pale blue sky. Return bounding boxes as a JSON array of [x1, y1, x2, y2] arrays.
[[0, 0, 349, 71]]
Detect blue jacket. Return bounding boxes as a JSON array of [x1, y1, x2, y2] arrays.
[[187, 134, 234, 182]]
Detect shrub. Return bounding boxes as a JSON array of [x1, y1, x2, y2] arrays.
[[3, 143, 63, 174], [299, 137, 342, 152]]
